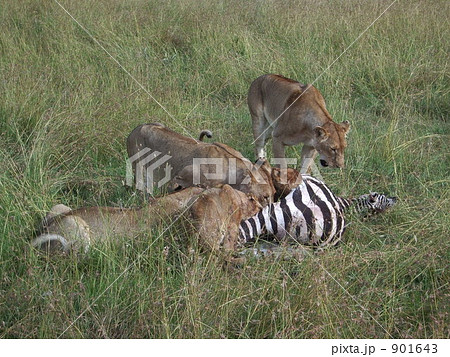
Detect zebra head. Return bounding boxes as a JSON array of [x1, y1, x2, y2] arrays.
[[362, 192, 397, 213]]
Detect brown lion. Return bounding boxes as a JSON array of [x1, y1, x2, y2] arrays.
[[31, 187, 205, 254], [127, 123, 275, 205], [187, 184, 261, 263], [31, 185, 261, 266], [248, 74, 350, 173]]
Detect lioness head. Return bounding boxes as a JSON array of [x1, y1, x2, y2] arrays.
[[271, 167, 302, 200], [190, 185, 262, 255], [313, 120, 350, 168], [239, 158, 275, 205]]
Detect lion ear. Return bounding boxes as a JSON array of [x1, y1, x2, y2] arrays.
[[271, 167, 280, 179], [258, 158, 271, 169], [341, 120, 351, 135], [247, 193, 262, 208], [314, 126, 329, 142]]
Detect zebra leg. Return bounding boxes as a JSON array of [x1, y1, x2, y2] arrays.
[[32, 213, 91, 256]]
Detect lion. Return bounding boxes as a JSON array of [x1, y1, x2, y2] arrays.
[[270, 166, 302, 201], [126, 123, 275, 205], [248, 74, 350, 173], [31, 186, 205, 254], [186, 184, 262, 264], [31, 184, 261, 266]]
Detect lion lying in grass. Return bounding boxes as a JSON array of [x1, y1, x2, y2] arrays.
[[31, 184, 262, 263], [31, 164, 302, 263], [31, 186, 205, 254]]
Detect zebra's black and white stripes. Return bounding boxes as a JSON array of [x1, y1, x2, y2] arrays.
[[239, 175, 397, 247]]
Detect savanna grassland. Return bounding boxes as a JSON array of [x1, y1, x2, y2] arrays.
[[0, 0, 448, 338]]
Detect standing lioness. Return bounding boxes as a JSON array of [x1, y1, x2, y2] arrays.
[[248, 74, 350, 173]]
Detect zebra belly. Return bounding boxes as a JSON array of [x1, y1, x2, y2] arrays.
[[285, 177, 344, 246], [239, 175, 351, 247]]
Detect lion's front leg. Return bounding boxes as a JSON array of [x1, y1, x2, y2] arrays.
[[299, 145, 317, 174]]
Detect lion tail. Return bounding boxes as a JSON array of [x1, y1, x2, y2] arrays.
[[198, 130, 213, 141], [31, 234, 71, 253]]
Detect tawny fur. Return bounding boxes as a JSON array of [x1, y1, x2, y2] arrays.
[[31, 187, 205, 254], [186, 184, 262, 264], [248, 74, 350, 173], [127, 123, 275, 205]]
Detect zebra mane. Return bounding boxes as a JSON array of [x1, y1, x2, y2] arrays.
[[347, 192, 396, 215], [342, 194, 374, 216]]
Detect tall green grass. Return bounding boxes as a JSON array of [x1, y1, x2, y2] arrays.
[[0, 0, 448, 338]]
